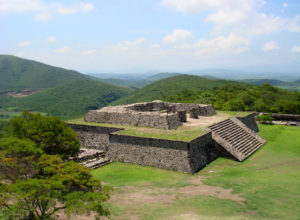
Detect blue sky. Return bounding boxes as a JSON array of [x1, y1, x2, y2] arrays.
[[1, 0, 300, 74]]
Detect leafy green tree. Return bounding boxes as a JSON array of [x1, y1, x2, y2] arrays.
[[2, 155, 111, 220], [6, 111, 80, 160], [0, 113, 111, 219]]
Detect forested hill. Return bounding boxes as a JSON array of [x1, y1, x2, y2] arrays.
[[113, 74, 249, 105], [0, 55, 88, 92], [112, 74, 300, 114], [7, 80, 133, 118]]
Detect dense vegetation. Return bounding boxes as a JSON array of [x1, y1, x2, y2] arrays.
[[111, 75, 300, 114], [0, 112, 111, 219], [0, 55, 88, 92], [113, 75, 247, 105], [6, 80, 132, 118], [164, 82, 300, 114], [92, 124, 300, 219]]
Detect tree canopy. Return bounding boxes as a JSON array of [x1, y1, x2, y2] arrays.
[[0, 112, 111, 220]]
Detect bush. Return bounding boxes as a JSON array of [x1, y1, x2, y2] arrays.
[[257, 114, 274, 124]]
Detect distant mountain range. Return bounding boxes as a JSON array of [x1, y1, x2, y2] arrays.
[[0, 55, 299, 118], [241, 79, 300, 91], [88, 72, 181, 88]]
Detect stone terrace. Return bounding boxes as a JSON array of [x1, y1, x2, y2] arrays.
[[84, 100, 216, 129]]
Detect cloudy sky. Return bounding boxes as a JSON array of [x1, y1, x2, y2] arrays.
[[1, 0, 300, 73]]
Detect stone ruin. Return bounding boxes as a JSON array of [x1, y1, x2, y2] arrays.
[[84, 100, 216, 129]]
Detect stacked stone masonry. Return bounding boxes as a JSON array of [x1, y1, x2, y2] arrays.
[[84, 100, 216, 129], [69, 110, 265, 173]]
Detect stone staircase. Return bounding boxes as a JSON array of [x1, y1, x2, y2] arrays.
[[207, 117, 266, 161], [74, 148, 111, 169]]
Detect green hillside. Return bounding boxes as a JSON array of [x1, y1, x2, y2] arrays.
[[0, 55, 88, 92], [113, 74, 248, 104], [9, 80, 132, 118], [243, 78, 300, 91]]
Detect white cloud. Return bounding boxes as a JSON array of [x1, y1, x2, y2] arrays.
[[17, 40, 30, 47], [161, 0, 299, 36], [56, 3, 95, 15], [0, 0, 96, 21], [291, 46, 300, 53], [160, 0, 263, 15], [81, 49, 97, 55], [180, 33, 250, 56], [287, 16, 300, 32], [55, 46, 72, 53], [163, 29, 193, 43], [15, 52, 25, 57], [262, 41, 280, 51], [282, 3, 288, 8], [46, 36, 56, 42]]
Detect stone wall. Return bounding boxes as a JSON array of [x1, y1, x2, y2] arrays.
[[68, 124, 123, 151], [84, 101, 216, 130], [271, 113, 300, 122], [188, 133, 219, 173], [85, 110, 182, 129], [237, 113, 259, 132], [108, 134, 192, 173]]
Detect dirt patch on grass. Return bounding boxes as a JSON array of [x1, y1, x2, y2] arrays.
[[183, 114, 230, 128], [110, 187, 176, 205], [174, 176, 245, 203], [110, 176, 245, 208]]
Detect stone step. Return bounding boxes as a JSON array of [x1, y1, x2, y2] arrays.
[[231, 134, 256, 147], [216, 125, 242, 136], [244, 143, 263, 156], [209, 119, 232, 130], [221, 128, 247, 140], [236, 139, 259, 153], [228, 133, 253, 146], [209, 120, 233, 132], [81, 158, 111, 169], [208, 117, 266, 161]]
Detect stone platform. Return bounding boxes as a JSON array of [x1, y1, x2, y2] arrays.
[[84, 100, 216, 129]]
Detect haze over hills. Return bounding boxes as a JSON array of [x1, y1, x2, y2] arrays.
[[0, 55, 88, 93], [89, 72, 181, 88], [241, 79, 300, 91], [0, 55, 299, 118]]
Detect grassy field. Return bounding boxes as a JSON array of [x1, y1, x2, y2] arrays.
[[68, 111, 249, 141], [92, 124, 300, 219]]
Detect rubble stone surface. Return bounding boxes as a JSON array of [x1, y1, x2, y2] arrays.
[[84, 100, 216, 129]]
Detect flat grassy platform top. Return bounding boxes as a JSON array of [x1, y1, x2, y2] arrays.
[[67, 111, 251, 141]]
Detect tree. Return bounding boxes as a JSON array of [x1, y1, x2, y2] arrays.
[[5, 111, 80, 160], [0, 113, 111, 219], [2, 155, 111, 220]]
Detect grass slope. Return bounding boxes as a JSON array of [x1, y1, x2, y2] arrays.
[[113, 74, 246, 105], [92, 124, 300, 219], [10, 80, 132, 118], [0, 55, 88, 92]]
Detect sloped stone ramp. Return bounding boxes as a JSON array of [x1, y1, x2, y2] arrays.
[[207, 117, 266, 161], [74, 148, 111, 169]]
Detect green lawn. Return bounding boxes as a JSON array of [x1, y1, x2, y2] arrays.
[[92, 124, 300, 219]]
